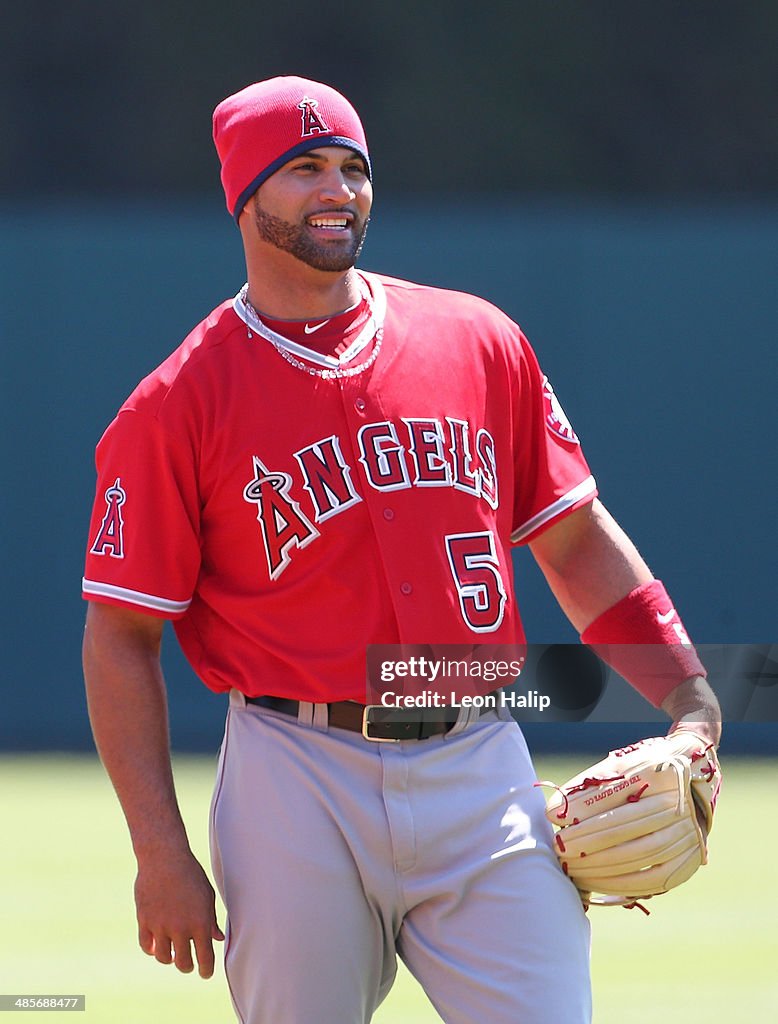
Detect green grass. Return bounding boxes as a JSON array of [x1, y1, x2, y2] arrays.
[[1, 753, 776, 1022]]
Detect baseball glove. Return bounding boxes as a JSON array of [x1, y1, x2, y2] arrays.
[[541, 731, 722, 911]]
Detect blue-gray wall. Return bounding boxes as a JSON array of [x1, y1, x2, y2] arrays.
[[1, 199, 775, 752]]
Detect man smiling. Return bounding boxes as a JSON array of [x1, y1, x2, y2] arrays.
[[82, 76, 720, 1024], [248, 147, 371, 274]]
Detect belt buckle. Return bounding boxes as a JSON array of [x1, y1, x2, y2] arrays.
[[361, 705, 403, 742]]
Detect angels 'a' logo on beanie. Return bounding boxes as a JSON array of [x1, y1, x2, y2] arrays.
[[298, 96, 331, 137]]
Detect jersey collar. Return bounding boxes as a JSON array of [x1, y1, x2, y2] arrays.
[[233, 272, 385, 372]]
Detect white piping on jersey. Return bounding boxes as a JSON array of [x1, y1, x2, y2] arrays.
[[82, 578, 191, 615], [510, 475, 597, 544], [233, 272, 386, 371]]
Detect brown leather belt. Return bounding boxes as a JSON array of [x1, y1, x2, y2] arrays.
[[245, 694, 496, 742]]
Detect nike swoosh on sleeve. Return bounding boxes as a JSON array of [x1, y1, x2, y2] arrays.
[[656, 608, 676, 624]]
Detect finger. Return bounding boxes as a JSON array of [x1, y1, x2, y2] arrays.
[[172, 936, 195, 974], [138, 925, 155, 956], [151, 934, 173, 965], [194, 933, 216, 979], [212, 922, 226, 942]]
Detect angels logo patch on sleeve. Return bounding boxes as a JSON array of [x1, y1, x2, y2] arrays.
[[90, 477, 127, 558], [542, 376, 580, 445]]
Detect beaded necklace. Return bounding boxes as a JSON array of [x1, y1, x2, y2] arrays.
[[235, 273, 385, 380]]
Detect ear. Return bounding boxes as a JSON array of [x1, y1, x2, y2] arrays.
[[237, 199, 256, 243]]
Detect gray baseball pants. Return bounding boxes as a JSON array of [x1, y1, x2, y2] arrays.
[[209, 691, 592, 1023]]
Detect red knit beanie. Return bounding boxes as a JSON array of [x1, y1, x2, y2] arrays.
[[213, 76, 371, 222]]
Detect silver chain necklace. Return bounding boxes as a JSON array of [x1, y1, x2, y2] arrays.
[[262, 330, 383, 379], [238, 277, 384, 380]]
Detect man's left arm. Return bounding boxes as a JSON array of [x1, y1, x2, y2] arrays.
[[529, 497, 721, 748]]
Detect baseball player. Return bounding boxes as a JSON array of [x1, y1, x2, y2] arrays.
[[82, 77, 721, 1024]]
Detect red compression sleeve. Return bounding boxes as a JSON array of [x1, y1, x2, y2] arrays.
[[580, 580, 707, 708]]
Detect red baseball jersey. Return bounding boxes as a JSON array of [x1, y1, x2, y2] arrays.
[[83, 273, 597, 701]]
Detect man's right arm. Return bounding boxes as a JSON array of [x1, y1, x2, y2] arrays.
[[82, 602, 224, 978]]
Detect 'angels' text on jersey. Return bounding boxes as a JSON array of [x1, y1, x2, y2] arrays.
[[243, 416, 498, 580]]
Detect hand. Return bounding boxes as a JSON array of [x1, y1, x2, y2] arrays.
[[134, 848, 225, 978], [661, 675, 722, 749]]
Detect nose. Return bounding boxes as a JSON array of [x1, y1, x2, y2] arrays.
[[318, 170, 356, 204]]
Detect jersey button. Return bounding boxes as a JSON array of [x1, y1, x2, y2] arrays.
[[354, 397, 366, 413], [400, 581, 413, 595], [383, 508, 395, 521]]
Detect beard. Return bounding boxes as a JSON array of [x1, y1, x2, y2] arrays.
[[252, 195, 370, 272]]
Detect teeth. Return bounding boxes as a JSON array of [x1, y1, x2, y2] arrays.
[[310, 218, 349, 228]]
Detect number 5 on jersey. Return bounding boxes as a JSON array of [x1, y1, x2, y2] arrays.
[[445, 531, 507, 633]]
